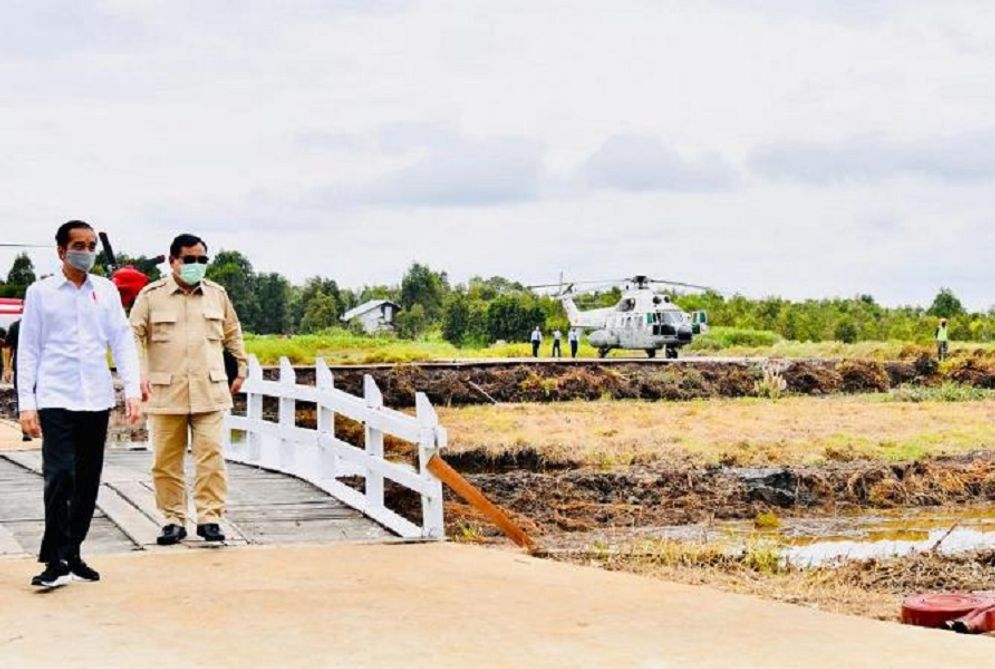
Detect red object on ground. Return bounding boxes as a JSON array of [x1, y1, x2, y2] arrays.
[[111, 266, 151, 307], [901, 594, 995, 629]]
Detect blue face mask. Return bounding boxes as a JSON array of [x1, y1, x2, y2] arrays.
[[179, 263, 207, 285]]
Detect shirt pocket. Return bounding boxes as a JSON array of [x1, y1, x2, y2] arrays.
[[151, 311, 178, 342], [203, 307, 224, 341]]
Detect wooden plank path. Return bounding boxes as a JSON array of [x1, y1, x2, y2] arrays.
[[0, 447, 391, 558]]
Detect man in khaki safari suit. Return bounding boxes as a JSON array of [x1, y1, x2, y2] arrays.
[[130, 234, 247, 545]]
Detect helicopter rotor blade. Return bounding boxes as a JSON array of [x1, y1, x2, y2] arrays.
[[98, 232, 118, 272], [528, 278, 628, 290], [0, 243, 48, 248], [646, 278, 717, 292]]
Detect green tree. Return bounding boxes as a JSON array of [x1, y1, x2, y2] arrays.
[[834, 318, 858, 343], [292, 277, 341, 332], [206, 250, 261, 332], [2, 253, 36, 297], [927, 288, 965, 319], [399, 263, 449, 322], [299, 290, 340, 334], [486, 294, 545, 342], [442, 292, 472, 345], [255, 273, 292, 334], [395, 303, 428, 339]]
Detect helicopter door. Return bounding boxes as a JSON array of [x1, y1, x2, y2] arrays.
[[691, 310, 709, 334]]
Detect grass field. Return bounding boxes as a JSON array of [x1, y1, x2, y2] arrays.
[[438, 394, 995, 467], [244, 328, 995, 365]]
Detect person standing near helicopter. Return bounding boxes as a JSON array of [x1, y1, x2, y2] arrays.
[[568, 328, 580, 358], [530, 326, 542, 358], [551, 329, 563, 358]]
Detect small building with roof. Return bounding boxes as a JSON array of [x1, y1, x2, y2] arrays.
[[341, 299, 400, 334]]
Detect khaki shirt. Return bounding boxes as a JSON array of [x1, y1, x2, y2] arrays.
[[130, 275, 248, 415]]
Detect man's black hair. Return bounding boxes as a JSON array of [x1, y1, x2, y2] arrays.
[[170, 233, 208, 259], [55, 220, 94, 247]]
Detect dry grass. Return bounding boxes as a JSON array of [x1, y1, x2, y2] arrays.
[[555, 539, 995, 621], [438, 396, 995, 467]]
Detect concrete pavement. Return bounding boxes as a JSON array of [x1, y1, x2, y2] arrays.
[[0, 542, 989, 669]]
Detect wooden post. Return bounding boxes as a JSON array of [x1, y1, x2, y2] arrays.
[[427, 454, 535, 550], [315, 358, 338, 480], [277, 357, 297, 471], [363, 375, 385, 515], [416, 392, 445, 539], [246, 356, 264, 464]]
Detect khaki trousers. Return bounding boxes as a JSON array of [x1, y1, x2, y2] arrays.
[[149, 411, 228, 525]]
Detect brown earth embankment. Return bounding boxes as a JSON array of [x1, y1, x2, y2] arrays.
[[259, 353, 995, 407]]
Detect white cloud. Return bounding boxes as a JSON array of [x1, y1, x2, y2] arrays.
[[750, 130, 995, 184], [579, 134, 736, 192], [2, 0, 995, 310]]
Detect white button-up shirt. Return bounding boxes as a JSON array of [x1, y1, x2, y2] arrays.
[[16, 272, 141, 412]]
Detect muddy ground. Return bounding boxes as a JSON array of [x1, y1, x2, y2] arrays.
[[420, 450, 995, 538], [260, 351, 995, 407]]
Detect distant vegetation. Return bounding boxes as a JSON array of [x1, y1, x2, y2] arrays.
[[2, 251, 992, 352]]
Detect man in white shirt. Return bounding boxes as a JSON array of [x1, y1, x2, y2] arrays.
[[551, 329, 563, 358], [568, 328, 580, 358], [530, 326, 542, 358], [18, 221, 143, 589]]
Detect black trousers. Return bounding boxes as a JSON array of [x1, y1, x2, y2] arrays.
[[38, 408, 109, 564], [570, 341, 579, 358], [552, 340, 562, 357], [532, 341, 540, 357]]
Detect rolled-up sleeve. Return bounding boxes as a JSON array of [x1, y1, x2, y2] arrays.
[[16, 285, 41, 412]]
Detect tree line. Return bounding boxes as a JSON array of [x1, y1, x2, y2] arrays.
[[1, 251, 992, 345]]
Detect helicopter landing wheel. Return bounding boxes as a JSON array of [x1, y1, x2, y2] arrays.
[[645, 348, 657, 359], [665, 346, 678, 359], [597, 347, 609, 359]]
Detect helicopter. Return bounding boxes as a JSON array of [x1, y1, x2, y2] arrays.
[[530, 275, 713, 359]]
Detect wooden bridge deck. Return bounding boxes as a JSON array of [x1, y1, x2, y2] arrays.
[[0, 444, 391, 559]]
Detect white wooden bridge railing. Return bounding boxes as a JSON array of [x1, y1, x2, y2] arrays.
[[223, 356, 446, 540]]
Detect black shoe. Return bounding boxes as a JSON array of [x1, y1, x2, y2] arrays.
[[196, 523, 225, 542], [157, 524, 187, 546], [21, 433, 31, 442], [31, 561, 71, 589], [68, 558, 100, 582]]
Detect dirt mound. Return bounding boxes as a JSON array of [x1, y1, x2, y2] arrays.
[[780, 362, 842, 395], [836, 360, 890, 393], [947, 357, 995, 388]]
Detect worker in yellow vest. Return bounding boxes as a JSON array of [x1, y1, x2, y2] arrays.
[[935, 318, 949, 361]]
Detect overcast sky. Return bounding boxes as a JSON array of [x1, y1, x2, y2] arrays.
[[2, 1, 994, 309]]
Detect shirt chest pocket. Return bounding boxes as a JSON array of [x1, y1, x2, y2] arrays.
[[151, 311, 178, 342], [203, 308, 224, 341]]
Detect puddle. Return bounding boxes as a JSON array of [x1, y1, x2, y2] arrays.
[[550, 505, 995, 567], [777, 506, 995, 565]]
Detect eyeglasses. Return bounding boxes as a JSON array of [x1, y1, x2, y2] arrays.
[[179, 255, 210, 265]]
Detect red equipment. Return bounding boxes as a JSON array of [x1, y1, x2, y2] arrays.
[[111, 266, 152, 307], [901, 593, 995, 632]]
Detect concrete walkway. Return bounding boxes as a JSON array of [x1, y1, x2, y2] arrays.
[[0, 419, 30, 452], [0, 542, 989, 668]]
